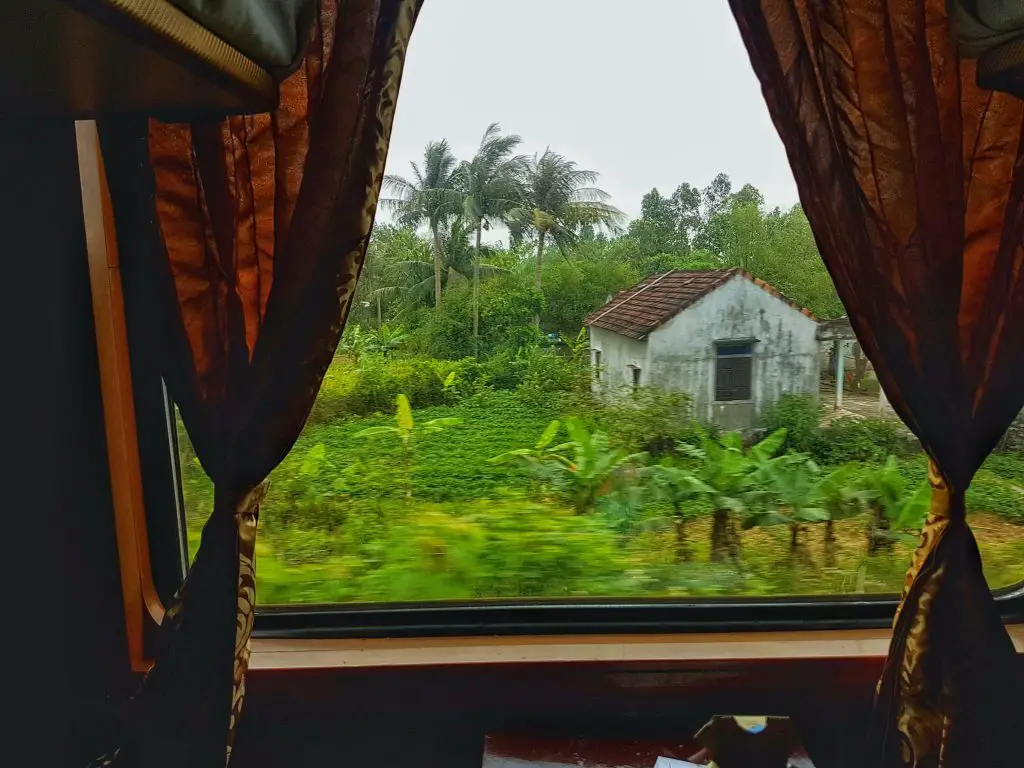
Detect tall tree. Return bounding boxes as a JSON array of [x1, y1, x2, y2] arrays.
[[732, 182, 766, 209], [459, 124, 527, 355], [351, 225, 429, 326], [616, 188, 691, 275], [508, 149, 623, 325], [693, 172, 734, 253], [670, 182, 702, 245], [702, 172, 733, 218], [381, 140, 463, 307]]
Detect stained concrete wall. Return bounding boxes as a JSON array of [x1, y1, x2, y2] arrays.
[[590, 327, 647, 390], [589, 275, 820, 430]]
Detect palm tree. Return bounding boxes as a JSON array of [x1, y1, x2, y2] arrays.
[[460, 124, 528, 355], [382, 218, 507, 309], [381, 140, 463, 307], [354, 225, 430, 325], [508, 149, 623, 325]]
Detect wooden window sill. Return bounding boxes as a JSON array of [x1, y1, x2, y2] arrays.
[[248, 625, 1024, 671]]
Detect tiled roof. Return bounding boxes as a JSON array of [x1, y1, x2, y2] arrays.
[[584, 268, 816, 340]]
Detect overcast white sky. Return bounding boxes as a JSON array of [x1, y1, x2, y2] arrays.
[[381, 0, 800, 225]]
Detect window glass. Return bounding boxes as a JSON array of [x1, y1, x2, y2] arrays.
[[718, 342, 753, 356], [175, 0, 1024, 607], [715, 356, 752, 401]]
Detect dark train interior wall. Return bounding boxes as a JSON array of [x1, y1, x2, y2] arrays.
[[15, 118, 886, 768]]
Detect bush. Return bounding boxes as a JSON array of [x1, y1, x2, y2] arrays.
[[762, 394, 910, 465], [516, 346, 591, 403], [595, 387, 695, 455], [762, 394, 824, 455], [982, 453, 1024, 485], [878, 455, 1024, 523], [309, 356, 488, 422], [406, 274, 543, 360], [817, 418, 908, 464], [968, 469, 1024, 523], [539, 257, 638, 337]]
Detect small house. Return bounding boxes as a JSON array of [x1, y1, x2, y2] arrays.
[[584, 268, 820, 430]]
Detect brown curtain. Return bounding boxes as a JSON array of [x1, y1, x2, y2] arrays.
[[728, 1, 1024, 766], [92, 1, 423, 765]]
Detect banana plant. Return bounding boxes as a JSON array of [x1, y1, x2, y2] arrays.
[[746, 455, 861, 563], [489, 419, 571, 497], [338, 323, 371, 362], [857, 456, 932, 554], [555, 419, 648, 513], [566, 327, 591, 363], [818, 464, 872, 567], [435, 369, 459, 404], [365, 322, 408, 357], [490, 419, 569, 467], [492, 418, 645, 513], [677, 428, 787, 563], [355, 394, 460, 498], [644, 462, 714, 561]]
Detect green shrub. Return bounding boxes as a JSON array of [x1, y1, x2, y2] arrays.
[[516, 346, 590, 403], [596, 387, 695, 455], [880, 456, 1024, 523], [816, 418, 908, 464], [967, 470, 1024, 523], [309, 356, 486, 422], [762, 394, 824, 455], [981, 453, 1024, 485], [539, 257, 638, 337], [478, 347, 528, 391], [272, 528, 339, 566], [406, 275, 543, 359]]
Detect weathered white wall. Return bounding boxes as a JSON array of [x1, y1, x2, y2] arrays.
[[589, 327, 648, 390], [642, 275, 820, 428]]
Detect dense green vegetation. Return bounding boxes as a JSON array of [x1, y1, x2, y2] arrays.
[[178, 128, 1024, 604], [180, 370, 1024, 605], [359, 125, 844, 360]]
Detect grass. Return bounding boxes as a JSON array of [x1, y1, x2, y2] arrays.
[[178, 390, 1024, 606]]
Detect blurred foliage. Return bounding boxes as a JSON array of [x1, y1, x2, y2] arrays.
[[763, 393, 910, 464]]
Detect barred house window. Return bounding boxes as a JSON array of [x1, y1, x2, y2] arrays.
[[592, 349, 601, 380], [715, 342, 753, 401], [629, 365, 641, 389]]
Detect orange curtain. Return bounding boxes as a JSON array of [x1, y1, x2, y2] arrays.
[[727, 1, 1024, 766], [92, 1, 423, 765]]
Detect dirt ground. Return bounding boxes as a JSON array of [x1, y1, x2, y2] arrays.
[[819, 382, 900, 426]]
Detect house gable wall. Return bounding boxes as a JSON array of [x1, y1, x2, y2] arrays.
[[588, 326, 648, 391], [644, 275, 820, 428]]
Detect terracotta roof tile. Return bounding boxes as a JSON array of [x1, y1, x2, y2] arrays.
[[584, 268, 816, 340]]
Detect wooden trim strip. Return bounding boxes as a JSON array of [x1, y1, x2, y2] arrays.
[[76, 120, 165, 673], [69, 0, 276, 103], [248, 625, 1024, 671]]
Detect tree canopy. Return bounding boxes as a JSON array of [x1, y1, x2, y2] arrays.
[[362, 129, 845, 358]]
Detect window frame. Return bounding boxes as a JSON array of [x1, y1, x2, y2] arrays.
[[124, 361, 1024, 641], [714, 340, 754, 403], [132, 385, 1024, 640], [106, 205, 1023, 640], [121, 334, 1024, 641], [629, 364, 642, 389]]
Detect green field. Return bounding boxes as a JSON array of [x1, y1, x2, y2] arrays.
[[179, 378, 1024, 606]]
